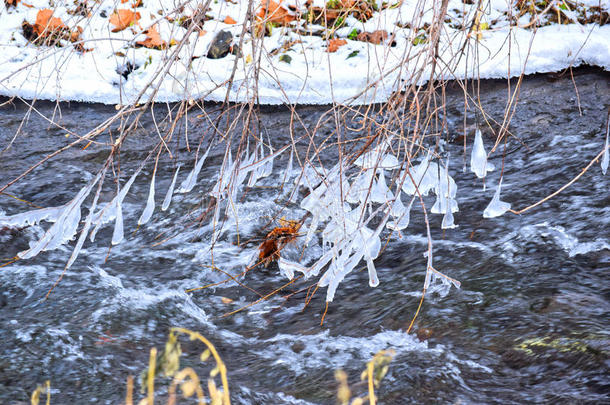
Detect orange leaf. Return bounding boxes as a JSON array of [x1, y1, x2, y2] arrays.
[[34, 9, 67, 36], [223, 16, 237, 24], [5, 0, 20, 8], [327, 38, 347, 52], [256, 0, 295, 26], [136, 24, 166, 49], [109, 9, 141, 32]]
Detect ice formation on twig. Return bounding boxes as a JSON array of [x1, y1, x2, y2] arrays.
[[483, 178, 511, 218], [470, 128, 494, 181], [162, 165, 181, 211], [138, 172, 155, 225]]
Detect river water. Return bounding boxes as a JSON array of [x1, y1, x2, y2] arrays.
[[1, 68, 608, 404]]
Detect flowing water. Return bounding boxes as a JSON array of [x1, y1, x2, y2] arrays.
[[0, 68, 608, 404]]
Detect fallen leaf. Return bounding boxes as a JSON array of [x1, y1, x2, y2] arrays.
[[136, 24, 166, 49], [327, 38, 347, 52], [34, 9, 67, 37], [356, 29, 388, 45], [256, 0, 295, 26], [223, 16, 237, 24], [220, 297, 234, 304], [258, 218, 301, 266], [5, 0, 20, 8], [109, 9, 141, 32], [198, 29, 207, 36]]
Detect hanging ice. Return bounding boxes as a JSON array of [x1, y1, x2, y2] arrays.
[[602, 125, 609, 175], [470, 128, 494, 179], [387, 196, 412, 231], [278, 257, 307, 280], [162, 165, 181, 211], [18, 172, 101, 259], [401, 154, 438, 196], [178, 147, 210, 193], [89, 168, 141, 242], [483, 178, 511, 218], [111, 202, 124, 245], [442, 204, 457, 229], [0, 205, 65, 228], [138, 174, 155, 225]]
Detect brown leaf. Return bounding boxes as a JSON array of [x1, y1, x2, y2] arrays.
[[356, 29, 388, 45], [256, 0, 295, 26], [223, 16, 237, 24], [109, 9, 141, 32], [34, 9, 67, 36], [327, 38, 347, 52], [5, 0, 20, 8], [136, 24, 166, 49]]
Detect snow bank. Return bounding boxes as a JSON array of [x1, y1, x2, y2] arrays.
[[0, 0, 608, 105]]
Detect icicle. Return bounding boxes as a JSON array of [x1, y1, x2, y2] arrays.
[[286, 147, 294, 177], [66, 169, 105, 269], [470, 128, 494, 179], [401, 155, 438, 196], [370, 170, 392, 203], [89, 168, 141, 242], [602, 126, 609, 175], [304, 213, 320, 246], [178, 147, 211, 193], [483, 178, 511, 218], [387, 197, 412, 231], [111, 202, 124, 245], [442, 204, 457, 229], [162, 165, 181, 211], [278, 257, 307, 280], [138, 174, 155, 225], [19, 172, 101, 259], [366, 256, 379, 287], [0, 205, 65, 228]]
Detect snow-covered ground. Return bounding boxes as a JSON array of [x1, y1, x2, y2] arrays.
[[1, 0, 609, 105]]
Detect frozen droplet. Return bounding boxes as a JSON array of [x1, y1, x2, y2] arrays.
[[162, 165, 181, 211], [138, 174, 155, 225], [471, 128, 494, 179], [483, 178, 511, 218]]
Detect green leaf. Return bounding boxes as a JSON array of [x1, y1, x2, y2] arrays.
[[279, 54, 292, 64], [347, 28, 359, 40], [346, 50, 359, 59]]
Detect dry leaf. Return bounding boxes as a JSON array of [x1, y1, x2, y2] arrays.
[[223, 16, 236, 24], [5, 0, 20, 8], [136, 24, 166, 49], [327, 38, 347, 52], [34, 9, 67, 36], [109, 9, 141, 32], [356, 29, 388, 45], [258, 218, 301, 266], [256, 0, 295, 25], [220, 297, 234, 304]]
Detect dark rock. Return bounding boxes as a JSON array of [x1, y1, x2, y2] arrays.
[[230, 43, 242, 57], [207, 30, 233, 59]]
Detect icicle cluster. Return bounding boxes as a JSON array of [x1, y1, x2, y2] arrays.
[[274, 139, 463, 301]]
